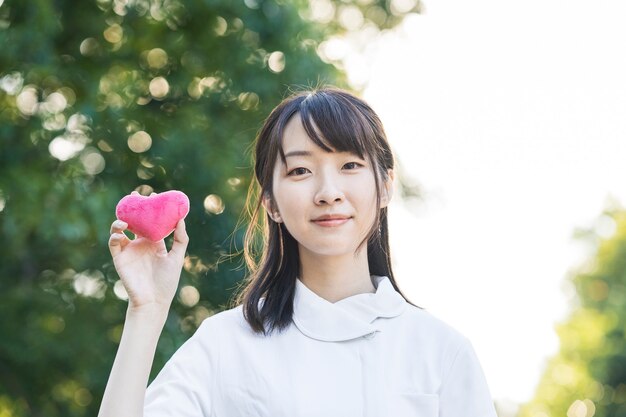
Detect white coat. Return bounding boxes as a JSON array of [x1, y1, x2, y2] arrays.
[[144, 275, 498, 417]]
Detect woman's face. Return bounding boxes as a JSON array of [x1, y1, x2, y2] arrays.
[[264, 115, 393, 259]]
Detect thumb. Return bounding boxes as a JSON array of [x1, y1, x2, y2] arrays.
[[170, 218, 189, 258]]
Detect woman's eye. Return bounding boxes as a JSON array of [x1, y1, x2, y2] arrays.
[[288, 162, 362, 176], [287, 167, 310, 176], [343, 162, 363, 170]]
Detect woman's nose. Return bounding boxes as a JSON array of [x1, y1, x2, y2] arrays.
[[314, 172, 345, 205]]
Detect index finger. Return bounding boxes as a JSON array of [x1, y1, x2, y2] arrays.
[[110, 219, 128, 235]]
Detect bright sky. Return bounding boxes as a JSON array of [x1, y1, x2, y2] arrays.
[[343, 0, 626, 411]]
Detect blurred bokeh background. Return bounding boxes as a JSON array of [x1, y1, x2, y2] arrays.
[[1, 0, 626, 416]]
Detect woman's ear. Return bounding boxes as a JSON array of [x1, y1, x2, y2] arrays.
[[380, 169, 395, 208], [262, 193, 282, 223]]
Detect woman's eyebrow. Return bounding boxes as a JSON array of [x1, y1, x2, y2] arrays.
[[284, 149, 362, 159], [284, 150, 313, 159]]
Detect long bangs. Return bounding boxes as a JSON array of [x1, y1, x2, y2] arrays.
[[272, 90, 380, 169]]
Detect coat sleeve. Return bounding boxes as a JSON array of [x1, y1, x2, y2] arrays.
[[438, 336, 497, 417], [143, 316, 221, 417]]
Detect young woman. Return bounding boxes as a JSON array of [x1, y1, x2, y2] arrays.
[[99, 87, 498, 417]]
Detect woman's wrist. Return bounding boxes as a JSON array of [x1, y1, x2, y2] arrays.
[[126, 302, 170, 326]]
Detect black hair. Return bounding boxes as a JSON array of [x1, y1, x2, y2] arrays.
[[232, 86, 421, 336]]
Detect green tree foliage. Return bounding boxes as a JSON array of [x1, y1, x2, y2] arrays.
[[0, 0, 419, 415], [518, 203, 626, 417]]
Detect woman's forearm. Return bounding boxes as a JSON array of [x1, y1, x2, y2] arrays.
[[98, 305, 169, 417]]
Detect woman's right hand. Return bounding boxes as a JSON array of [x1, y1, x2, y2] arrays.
[[108, 191, 190, 312]]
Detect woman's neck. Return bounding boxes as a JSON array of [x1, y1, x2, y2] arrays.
[[297, 246, 376, 303]]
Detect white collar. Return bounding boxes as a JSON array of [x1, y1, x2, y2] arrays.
[[292, 275, 407, 342]]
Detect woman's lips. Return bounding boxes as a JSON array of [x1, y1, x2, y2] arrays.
[[312, 218, 351, 227]]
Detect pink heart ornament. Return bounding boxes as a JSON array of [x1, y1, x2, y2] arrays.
[[115, 190, 190, 242]]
